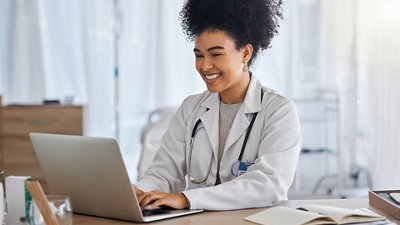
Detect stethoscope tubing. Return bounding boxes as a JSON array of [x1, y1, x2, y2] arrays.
[[188, 119, 212, 184], [188, 89, 264, 184]]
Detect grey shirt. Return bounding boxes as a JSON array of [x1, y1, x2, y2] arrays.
[[216, 101, 242, 184]]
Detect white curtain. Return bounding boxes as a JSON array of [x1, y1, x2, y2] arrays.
[[4, 0, 398, 189], [318, 0, 358, 190], [318, 0, 400, 189], [355, 0, 400, 188], [0, 0, 87, 104], [0, 0, 295, 182]]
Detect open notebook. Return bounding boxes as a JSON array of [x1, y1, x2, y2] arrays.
[[30, 133, 203, 222], [245, 204, 386, 225]]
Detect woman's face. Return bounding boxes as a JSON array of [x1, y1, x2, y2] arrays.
[[194, 30, 252, 104]]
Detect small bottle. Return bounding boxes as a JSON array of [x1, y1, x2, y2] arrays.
[[1, 180, 4, 225], [5, 176, 32, 225]]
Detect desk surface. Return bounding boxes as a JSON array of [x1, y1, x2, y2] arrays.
[[73, 198, 399, 225]]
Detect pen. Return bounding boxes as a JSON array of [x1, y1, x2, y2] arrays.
[[296, 207, 326, 216], [296, 207, 308, 211]]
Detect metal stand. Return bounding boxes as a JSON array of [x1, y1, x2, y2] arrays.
[[295, 89, 343, 197]]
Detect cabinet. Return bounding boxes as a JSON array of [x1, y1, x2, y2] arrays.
[[0, 96, 82, 185]]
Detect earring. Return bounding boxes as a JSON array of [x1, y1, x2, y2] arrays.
[[243, 60, 248, 72], [243, 64, 248, 72]]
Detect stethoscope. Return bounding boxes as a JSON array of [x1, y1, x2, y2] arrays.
[[188, 89, 264, 184]]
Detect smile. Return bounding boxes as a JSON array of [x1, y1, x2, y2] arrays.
[[205, 73, 222, 80]]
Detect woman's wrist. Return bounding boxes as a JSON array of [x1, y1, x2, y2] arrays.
[[180, 193, 191, 209]]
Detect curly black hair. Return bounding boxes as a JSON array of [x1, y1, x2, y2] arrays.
[[179, 0, 282, 67]]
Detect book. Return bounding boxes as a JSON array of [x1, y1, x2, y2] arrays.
[[245, 204, 386, 225]]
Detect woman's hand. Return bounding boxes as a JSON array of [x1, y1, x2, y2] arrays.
[[132, 185, 146, 203], [139, 191, 189, 210]]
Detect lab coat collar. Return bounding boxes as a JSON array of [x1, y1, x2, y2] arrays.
[[225, 76, 263, 152], [200, 75, 263, 113], [242, 75, 263, 114], [199, 75, 263, 156], [199, 94, 220, 159]]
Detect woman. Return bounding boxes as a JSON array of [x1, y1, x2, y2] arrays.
[[134, 0, 301, 211]]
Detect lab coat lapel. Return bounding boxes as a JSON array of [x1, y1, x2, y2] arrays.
[[224, 76, 263, 152], [200, 93, 220, 158], [224, 108, 249, 152]]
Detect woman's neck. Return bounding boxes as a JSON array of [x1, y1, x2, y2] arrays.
[[220, 72, 251, 104]]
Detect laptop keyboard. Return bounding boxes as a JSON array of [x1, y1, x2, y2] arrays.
[[142, 207, 174, 216]]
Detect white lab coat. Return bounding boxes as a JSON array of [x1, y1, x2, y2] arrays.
[[136, 75, 301, 210]]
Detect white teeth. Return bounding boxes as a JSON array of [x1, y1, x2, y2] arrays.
[[205, 73, 222, 80]]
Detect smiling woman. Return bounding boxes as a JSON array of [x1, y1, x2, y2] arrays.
[[193, 31, 252, 104], [134, 0, 302, 211]]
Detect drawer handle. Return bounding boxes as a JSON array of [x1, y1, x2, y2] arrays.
[[31, 119, 53, 126]]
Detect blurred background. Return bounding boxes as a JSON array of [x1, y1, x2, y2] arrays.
[[0, 0, 399, 198]]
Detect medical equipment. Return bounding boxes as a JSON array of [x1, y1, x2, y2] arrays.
[[188, 90, 263, 184]]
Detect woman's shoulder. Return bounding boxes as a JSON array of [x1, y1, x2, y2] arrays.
[[171, 91, 213, 124], [178, 90, 212, 114], [182, 90, 211, 105], [250, 75, 293, 106], [262, 86, 292, 103], [260, 86, 297, 113]]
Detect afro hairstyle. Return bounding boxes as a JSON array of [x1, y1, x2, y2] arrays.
[[179, 0, 283, 67]]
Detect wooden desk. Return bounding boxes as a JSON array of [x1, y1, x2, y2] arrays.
[[73, 198, 400, 225]]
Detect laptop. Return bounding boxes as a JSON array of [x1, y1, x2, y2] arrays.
[[29, 133, 203, 222]]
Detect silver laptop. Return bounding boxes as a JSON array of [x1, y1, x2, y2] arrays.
[[29, 133, 203, 222]]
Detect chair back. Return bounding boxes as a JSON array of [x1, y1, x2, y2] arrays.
[[138, 106, 177, 178]]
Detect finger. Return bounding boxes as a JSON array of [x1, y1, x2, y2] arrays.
[[132, 185, 143, 195], [147, 193, 187, 210], [140, 192, 163, 209], [132, 185, 145, 203], [137, 192, 146, 203], [140, 193, 153, 209], [147, 199, 165, 210]]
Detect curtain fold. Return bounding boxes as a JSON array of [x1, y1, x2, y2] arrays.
[[9, 0, 46, 104], [356, 0, 400, 188], [319, 0, 358, 190]]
